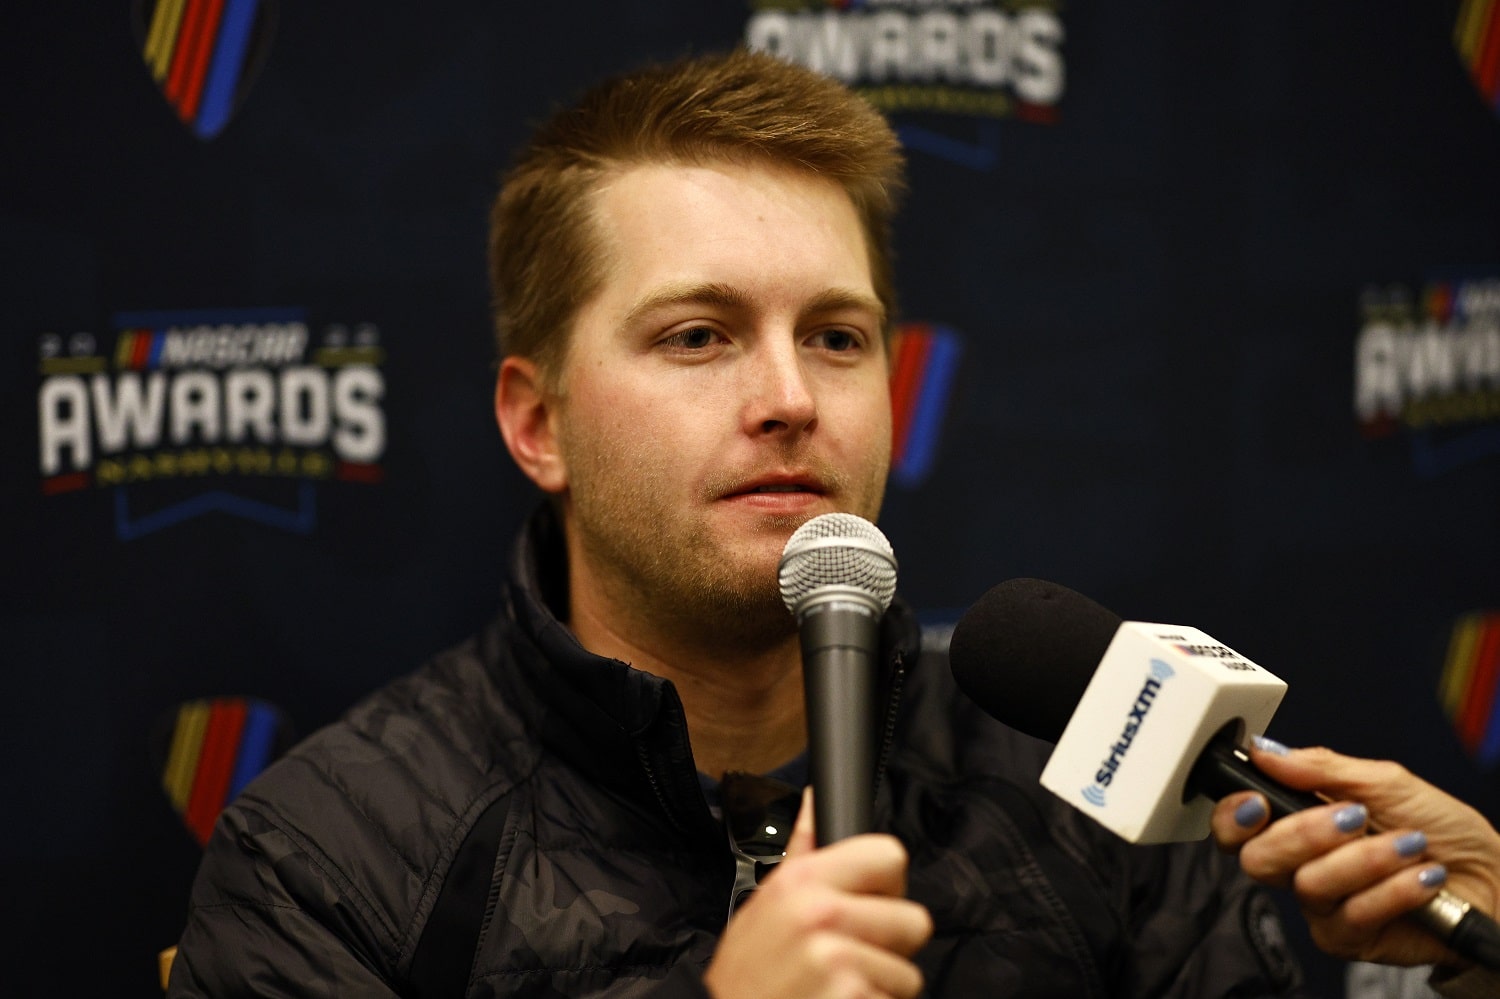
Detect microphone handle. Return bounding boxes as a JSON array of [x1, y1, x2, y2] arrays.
[[1191, 736, 1500, 971], [799, 602, 878, 845], [1190, 736, 1323, 817]]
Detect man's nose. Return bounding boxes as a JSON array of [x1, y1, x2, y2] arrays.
[[743, 338, 817, 436]]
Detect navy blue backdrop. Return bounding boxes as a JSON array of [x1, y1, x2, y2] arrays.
[[5, 3, 1500, 995]]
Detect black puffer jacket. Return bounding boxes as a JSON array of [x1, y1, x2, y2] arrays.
[[169, 510, 1310, 997]]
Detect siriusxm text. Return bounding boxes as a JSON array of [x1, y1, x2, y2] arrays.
[[1092, 676, 1162, 788]]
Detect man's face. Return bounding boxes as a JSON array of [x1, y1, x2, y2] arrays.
[[549, 159, 892, 643]]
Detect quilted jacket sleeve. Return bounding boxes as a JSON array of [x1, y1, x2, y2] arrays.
[[167, 801, 405, 998], [168, 798, 722, 999]]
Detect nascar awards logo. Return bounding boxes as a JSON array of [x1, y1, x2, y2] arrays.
[[37, 307, 386, 539], [1354, 277, 1500, 474], [746, 0, 1065, 122]]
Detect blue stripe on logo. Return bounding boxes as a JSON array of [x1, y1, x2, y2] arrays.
[[893, 327, 962, 488], [196, 0, 262, 139]]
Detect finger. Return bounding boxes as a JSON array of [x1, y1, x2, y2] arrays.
[[1247, 744, 1413, 814], [1242, 743, 1337, 799], [1239, 801, 1369, 888], [1301, 865, 1453, 965], [1339, 863, 1450, 932], [1248, 744, 1500, 859], [805, 933, 925, 999], [776, 832, 912, 897], [1210, 792, 1270, 852], [1291, 829, 1430, 914], [805, 894, 933, 958], [784, 787, 817, 860]]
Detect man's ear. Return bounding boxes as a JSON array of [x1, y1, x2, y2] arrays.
[[495, 356, 567, 494]]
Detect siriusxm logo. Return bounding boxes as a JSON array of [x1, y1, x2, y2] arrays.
[[1080, 659, 1175, 807]]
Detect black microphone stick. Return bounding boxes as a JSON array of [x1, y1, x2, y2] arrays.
[[949, 578, 1500, 972], [779, 513, 897, 845]]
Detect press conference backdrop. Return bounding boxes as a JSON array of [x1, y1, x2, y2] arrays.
[[5, 3, 1500, 995]]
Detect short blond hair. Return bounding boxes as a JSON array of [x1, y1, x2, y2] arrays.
[[488, 49, 906, 381]]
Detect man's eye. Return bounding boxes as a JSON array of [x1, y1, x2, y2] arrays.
[[664, 327, 719, 349], [813, 329, 859, 352]]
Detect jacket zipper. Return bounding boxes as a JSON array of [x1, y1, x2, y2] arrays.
[[634, 740, 684, 831], [872, 650, 907, 804], [634, 647, 910, 831]]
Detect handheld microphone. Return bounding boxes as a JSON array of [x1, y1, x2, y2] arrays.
[[779, 513, 897, 845], [949, 577, 1500, 971], [953, 577, 1289, 843]]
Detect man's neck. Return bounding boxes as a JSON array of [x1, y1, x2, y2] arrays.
[[566, 585, 808, 781]]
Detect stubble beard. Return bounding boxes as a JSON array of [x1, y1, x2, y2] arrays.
[[563, 438, 885, 654]]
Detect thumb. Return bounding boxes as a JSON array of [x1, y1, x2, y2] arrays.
[[1245, 742, 1342, 795], [783, 786, 817, 859], [1248, 743, 1424, 818]]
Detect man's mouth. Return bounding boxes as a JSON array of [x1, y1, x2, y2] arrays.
[[719, 475, 828, 500]]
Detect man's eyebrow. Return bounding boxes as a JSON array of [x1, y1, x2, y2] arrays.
[[622, 282, 750, 327], [622, 282, 885, 329], [802, 289, 885, 328]]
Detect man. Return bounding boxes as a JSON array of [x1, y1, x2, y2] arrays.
[[169, 50, 1308, 997]]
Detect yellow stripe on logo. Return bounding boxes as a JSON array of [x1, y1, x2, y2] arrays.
[[1440, 612, 1484, 718], [115, 332, 135, 369], [1458, 0, 1493, 66], [162, 699, 211, 811], [145, 0, 190, 83]]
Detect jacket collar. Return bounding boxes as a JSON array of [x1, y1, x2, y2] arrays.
[[500, 504, 922, 837]]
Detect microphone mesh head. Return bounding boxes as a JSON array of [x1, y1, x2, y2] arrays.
[[778, 513, 898, 615]]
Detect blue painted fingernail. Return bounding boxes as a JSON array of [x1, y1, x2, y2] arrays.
[[1419, 865, 1448, 889], [1252, 735, 1290, 756], [1394, 831, 1427, 857], [1333, 804, 1368, 833], [1234, 796, 1268, 828]]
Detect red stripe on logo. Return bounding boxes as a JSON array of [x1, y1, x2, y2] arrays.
[[1425, 283, 1454, 324], [181, 0, 227, 123], [1460, 616, 1500, 751], [41, 473, 90, 496], [336, 462, 385, 484], [889, 325, 932, 462], [132, 330, 154, 370], [165, 0, 207, 108], [183, 698, 248, 846], [1478, 1, 1500, 99], [1016, 103, 1059, 125]]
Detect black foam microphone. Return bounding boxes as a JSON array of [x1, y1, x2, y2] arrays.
[[949, 577, 1500, 972], [779, 513, 897, 845]]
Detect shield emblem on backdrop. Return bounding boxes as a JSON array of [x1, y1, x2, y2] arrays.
[[131, 0, 277, 140], [150, 696, 295, 846], [889, 323, 964, 489], [1456, 0, 1500, 116]]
